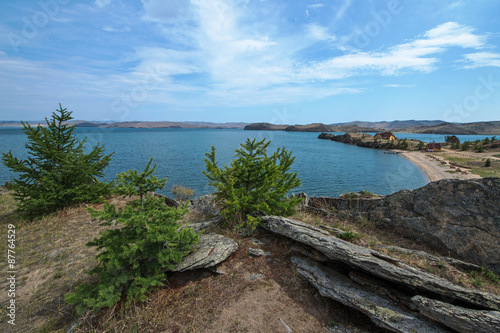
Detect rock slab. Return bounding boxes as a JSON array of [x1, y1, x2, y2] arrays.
[[171, 233, 237, 272]]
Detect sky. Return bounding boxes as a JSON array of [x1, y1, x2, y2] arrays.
[[0, 0, 499, 124]]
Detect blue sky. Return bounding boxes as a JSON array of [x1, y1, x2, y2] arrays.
[[1, 0, 499, 124]]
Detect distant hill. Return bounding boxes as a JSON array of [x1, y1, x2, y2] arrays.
[[0, 120, 249, 129], [399, 121, 500, 135], [330, 120, 445, 130], [102, 121, 248, 129], [244, 123, 375, 132]]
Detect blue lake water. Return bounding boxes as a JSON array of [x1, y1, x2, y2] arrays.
[[2, 127, 492, 198]]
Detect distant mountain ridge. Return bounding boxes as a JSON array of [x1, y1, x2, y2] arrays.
[[0, 120, 249, 129], [330, 120, 446, 130], [2, 119, 499, 134]]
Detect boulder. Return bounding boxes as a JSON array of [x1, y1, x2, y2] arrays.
[[170, 233, 237, 272], [367, 178, 500, 274], [190, 195, 220, 216], [261, 215, 500, 311], [411, 295, 500, 333]]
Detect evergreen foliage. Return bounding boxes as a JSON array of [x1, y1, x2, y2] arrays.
[[203, 138, 302, 231], [65, 158, 199, 314], [485, 159, 492, 167], [2, 104, 113, 218]]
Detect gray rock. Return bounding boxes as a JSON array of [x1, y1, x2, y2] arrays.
[[412, 295, 500, 333], [170, 233, 237, 272], [247, 248, 270, 257], [248, 273, 263, 280], [183, 216, 223, 233], [367, 178, 500, 274], [249, 238, 268, 246], [261, 215, 500, 311], [152, 192, 180, 207], [190, 195, 220, 216], [292, 256, 450, 333]]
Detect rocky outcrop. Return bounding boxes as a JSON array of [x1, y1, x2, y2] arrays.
[[261, 215, 500, 311], [190, 194, 220, 216], [367, 178, 500, 274], [170, 233, 237, 272], [260, 215, 500, 332], [309, 196, 382, 212]]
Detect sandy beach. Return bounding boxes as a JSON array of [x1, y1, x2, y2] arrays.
[[400, 151, 482, 182]]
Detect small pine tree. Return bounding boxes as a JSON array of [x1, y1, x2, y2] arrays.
[[2, 104, 113, 218], [417, 141, 425, 150], [203, 138, 302, 231], [65, 158, 199, 314], [485, 159, 492, 167]]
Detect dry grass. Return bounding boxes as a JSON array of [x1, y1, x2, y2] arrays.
[[0, 193, 131, 333]]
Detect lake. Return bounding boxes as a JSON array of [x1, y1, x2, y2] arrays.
[[2, 127, 491, 198]]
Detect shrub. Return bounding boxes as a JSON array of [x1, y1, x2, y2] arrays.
[[485, 159, 492, 167], [203, 138, 301, 231], [65, 158, 199, 314], [2, 104, 113, 218], [171, 185, 195, 202]]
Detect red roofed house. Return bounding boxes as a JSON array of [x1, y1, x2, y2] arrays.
[[374, 132, 397, 140], [426, 143, 442, 151]]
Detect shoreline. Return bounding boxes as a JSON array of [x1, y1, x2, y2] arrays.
[[400, 151, 481, 182]]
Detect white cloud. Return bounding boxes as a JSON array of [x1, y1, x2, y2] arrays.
[[306, 24, 337, 42], [298, 22, 486, 79], [95, 0, 112, 8], [308, 4, 325, 10], [462, 52, 500, 68], [384, 84, 416, 88]]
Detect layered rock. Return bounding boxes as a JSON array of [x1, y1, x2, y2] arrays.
[[367, 178, 500, 274], [261, 215, 500, 311], [260, 215, 500, 332]]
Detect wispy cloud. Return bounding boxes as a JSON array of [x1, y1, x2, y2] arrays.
[[384, 84, 416, 88], [462, 52, 500, 68]]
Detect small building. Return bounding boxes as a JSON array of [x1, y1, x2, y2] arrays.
[[426, 143, 442, 152], [374, 132, 397, 140], [446, 135, 460, 144]]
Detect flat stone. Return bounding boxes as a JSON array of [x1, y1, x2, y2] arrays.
[[170, 233, 237, 272]]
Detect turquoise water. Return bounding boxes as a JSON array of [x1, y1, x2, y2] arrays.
[[0, 127, 433, 197]]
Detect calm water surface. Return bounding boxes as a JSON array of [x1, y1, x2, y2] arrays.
[[0, 127, 456, 197]]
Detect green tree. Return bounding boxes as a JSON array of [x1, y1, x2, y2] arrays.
[[2, 104, 113, 218], [417, 141, 425, 150], [203, 138, 302, 231], [65, 158, 198, 314], [485, 159, 492, 167]]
